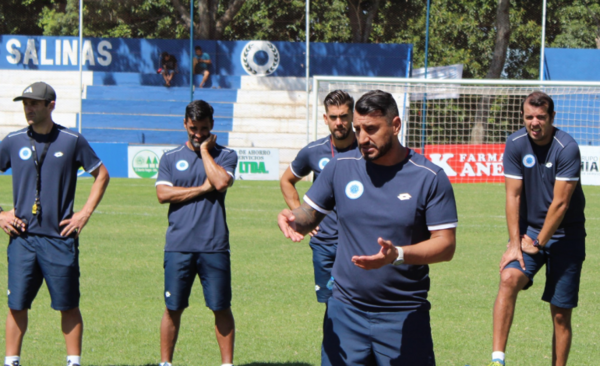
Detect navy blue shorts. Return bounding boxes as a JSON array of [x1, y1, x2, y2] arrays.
[[322, 297, 435, 366], [504, 233, 585, 308], [7, 234, 80, 311], [163, 251, 231, 311], [309, 241, 337, 303]]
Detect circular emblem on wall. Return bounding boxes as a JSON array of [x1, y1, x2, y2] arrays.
[[176, 160, 189, 171], [132, 150, 160, 178], [19, 147, 32, 160], [345, 180, 364, 200], [241, 41, 280, 76], [318, 158, 330, 170], [523, 154, 536, 168]]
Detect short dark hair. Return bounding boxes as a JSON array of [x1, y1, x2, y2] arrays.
[[161, 51, 169, 58], [521, 91, 554, 116], [185, 100, 214, 123], [324, 90, 354, 112], [195, 46, 202, 51], [355, 90, 399, 123]]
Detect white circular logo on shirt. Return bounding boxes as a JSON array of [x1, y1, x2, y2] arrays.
[[523, 154, 536, 168], [318, 158, 330, 170], [176, 160, 189, 171], [19, 147, 32, 160], [345, 180, 364, 200]]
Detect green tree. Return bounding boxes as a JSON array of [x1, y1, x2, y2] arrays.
[[38, 0, 188, 39], [0, 0, 54, 35], [549, 0, 600, 49]]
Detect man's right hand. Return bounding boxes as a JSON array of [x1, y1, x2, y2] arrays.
[[0, 209, 26, 237], [499, 239, 525, 272], [277, 209, 305, 242]]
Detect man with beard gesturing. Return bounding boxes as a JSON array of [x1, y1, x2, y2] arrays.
[[278, 90, 458, 365]]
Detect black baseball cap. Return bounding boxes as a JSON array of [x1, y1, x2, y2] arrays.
[[13, 82, 56, 102]]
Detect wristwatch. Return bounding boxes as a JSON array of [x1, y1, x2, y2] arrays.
[[533, 239, 540, 248], [392, 246, 404, 266], [0, 206, 3, 214]]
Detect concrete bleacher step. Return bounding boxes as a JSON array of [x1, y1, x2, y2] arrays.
[[80, 114, 233, 131], [79, 128, 229, 145], [228, 132, 314, 149], [233, 103, 312, 119], [1, 112, 77, 128], [0, 70, 94, 86], [82, 99, 234, 116], [1, 99, 83, 114], [86, 85, 238, 103], [232, 118, 330, 134], [93, 72, 241, 89]]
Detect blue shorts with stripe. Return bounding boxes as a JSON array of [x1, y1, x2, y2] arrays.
[[7, 234, 80, 311], [322, 297, 435, 366], [163, 251, 231, 311], [505, 231, 585, 308]]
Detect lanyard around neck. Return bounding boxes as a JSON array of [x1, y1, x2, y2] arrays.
[[28, 124, 56, 216]]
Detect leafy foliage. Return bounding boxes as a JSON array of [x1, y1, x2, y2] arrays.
[[0, 0, 598, 79]]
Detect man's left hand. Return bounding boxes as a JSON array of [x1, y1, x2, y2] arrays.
[[60, 211, 91, 238], [352, 238, 397, 270], [200, 134, 217, 152], [520, 234, 540, 255]]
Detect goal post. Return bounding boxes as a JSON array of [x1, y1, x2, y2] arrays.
[[312, 76, 600, 184]]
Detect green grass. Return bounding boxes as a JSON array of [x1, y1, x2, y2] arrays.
[[0, 176, 598, 366]]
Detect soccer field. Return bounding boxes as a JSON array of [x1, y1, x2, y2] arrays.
[[0, 176, 598, 366]]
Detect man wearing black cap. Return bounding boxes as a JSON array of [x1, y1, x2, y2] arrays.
[[0, 82, 110, 366]]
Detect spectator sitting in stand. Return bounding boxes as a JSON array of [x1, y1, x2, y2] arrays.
[[160, 52, 178, 87], [193, 46, 212, 88]]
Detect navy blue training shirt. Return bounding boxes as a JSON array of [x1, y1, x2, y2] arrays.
[[304, 149, 458, 311], [0, 125, 102, 238], [503, 127, 586, 241], [156, 143, 238, 252], [290, 135, 357, 245]]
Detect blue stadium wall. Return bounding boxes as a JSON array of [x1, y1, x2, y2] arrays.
[[543, 48, 600, 146], [0, 35, 413, 77]]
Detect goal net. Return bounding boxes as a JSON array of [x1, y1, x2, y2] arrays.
[[312, 77, 600, 184]]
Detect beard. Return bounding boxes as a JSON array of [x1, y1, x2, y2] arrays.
[[360, 139, 392, 162], [188, 134, 206, 149], [331, 127, 351, 141]]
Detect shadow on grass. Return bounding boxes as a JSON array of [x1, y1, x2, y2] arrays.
[[240, 363, 312, 366], [88, 363, 312, 366]]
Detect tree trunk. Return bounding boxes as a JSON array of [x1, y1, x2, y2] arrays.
[[346, 0, 382, 43], [471, 0, 510, 144], [171, 0, 246, 40]]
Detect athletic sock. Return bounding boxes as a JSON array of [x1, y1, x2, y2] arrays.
[[491, 351, 505, 365], [159, 363, 172, 366], [67, 355, 81, 366], [4, 356, 20, 366], [221, 364, 234, 366]]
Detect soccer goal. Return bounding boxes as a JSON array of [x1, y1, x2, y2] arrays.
[[312, 76, 600, 184]]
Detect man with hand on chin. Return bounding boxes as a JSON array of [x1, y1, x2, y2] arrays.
[[488, 92, 586, 366], [155, 100, 238, 366], [0, 82, 110, 366], [278, 90, 457, 365]]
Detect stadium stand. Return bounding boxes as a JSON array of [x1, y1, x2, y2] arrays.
[[0, 69, 329, 176]]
